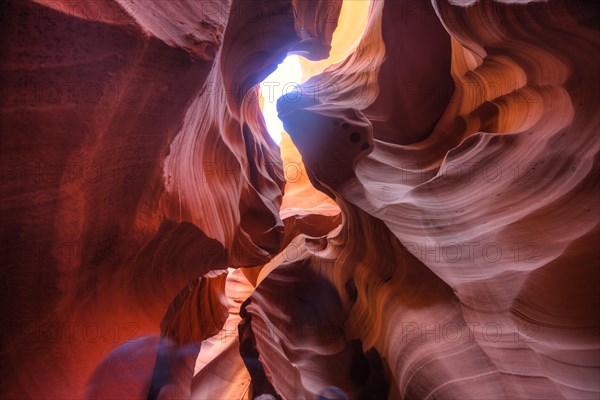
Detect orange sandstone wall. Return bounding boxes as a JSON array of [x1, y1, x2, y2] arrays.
[[0, 0, 598, 399]]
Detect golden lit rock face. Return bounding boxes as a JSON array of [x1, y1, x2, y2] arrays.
[[277, 0, 369, 217], [297, 0, 370, 78], [1, 1, 599, 399]]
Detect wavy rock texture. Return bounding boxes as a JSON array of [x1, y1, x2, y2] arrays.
[[277, 1, 600, 398], [0, 0, 598, 399]]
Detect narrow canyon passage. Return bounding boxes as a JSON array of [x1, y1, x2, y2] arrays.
[[0, 0, 598, 399]]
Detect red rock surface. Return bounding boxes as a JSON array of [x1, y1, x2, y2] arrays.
[[0, 0, 598, 399]]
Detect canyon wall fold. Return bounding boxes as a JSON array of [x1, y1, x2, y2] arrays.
[[276, 0, 599, 398], [0, 0, 598, 399]]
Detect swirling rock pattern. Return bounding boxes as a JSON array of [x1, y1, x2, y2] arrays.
[[0, 0, 598, 399]]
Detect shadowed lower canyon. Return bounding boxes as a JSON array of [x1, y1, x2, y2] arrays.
[[1, 0, 599, 399]]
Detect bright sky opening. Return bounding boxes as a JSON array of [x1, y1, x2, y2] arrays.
[[259, 1, 370, 145], [260, 55, 303, 145]]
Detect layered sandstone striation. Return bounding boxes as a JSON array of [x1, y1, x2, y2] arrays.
[[0, 0, 598, 399]]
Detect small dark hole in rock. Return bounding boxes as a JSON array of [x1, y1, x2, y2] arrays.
[[350, 132, 361, 143], [342, 123, 350, 130], [361, 143, 369, 150]]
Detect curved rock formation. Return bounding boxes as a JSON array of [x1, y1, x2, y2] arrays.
[[0, 0, 598, 399]]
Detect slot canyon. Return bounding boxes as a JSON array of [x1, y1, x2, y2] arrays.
[[1, 0, 599, 399]]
